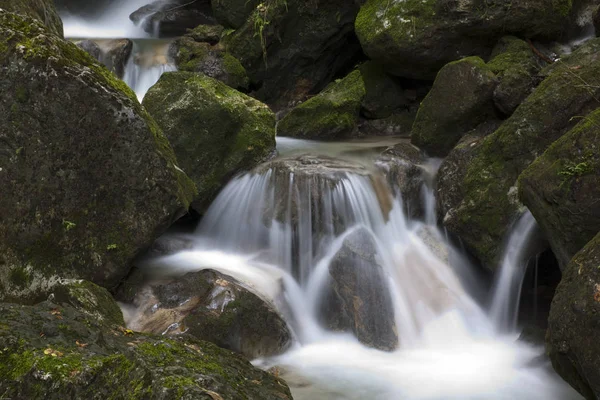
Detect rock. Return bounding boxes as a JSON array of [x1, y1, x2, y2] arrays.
[[0, 11, 196, 301], [376, 142, 426, 218], [0, 301, 292, 399], [277, 69, 366, 140], [170, 36, 249, 90], [226, 0, 361, 107], [547, 232, 600, 400], [355, 0, 572, 79], [0, 0, 63, 36], [487, 36, 542, 116], [185, 23, 225, 45], [98, 39, 133, 79], [411, 56, 498, 157], [212, 0, 260, 29], [440, 38, 600, 270], [519, 108, 600, 269], [321, 227, 398, 350], [594, 5, 600, 34], [75, 39, 102, 60], [54, 0, 116, 19], [124, 269, 292, 359], [130, 0, 216, 37], [142, 71, 275, 212], [358, 111, 416, 137], [359, 61, 407, 119]]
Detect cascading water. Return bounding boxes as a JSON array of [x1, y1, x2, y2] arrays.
[[138, 138, 582, 400]]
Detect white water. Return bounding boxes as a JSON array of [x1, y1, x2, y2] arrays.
[[139, 138, 581, 400]]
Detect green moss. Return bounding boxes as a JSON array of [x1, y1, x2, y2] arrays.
[[8, 266, 31, 288]]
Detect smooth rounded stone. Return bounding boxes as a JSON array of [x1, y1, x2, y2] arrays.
[[487, 36, 543, 116], [320, 227, 398, 351], [358, 111, 416, 137], [519, 107, 600, 270], [129, 0, 216, 37], [355, 0, 572, 79], [143, 71, 275, 212], [411, 56, 498, 157], [212, 0, 260, 28], [547, 232, 600, 400], [123, 269, 292, 359], [225, 0, 361, 108], [376, 142, 426, 218], [359, 61, 407, 119], [441, 38, 600, 271], [0, 0, 63, 36], [170, 36, 249, 90], [0, 11, 196, 301], [0, 301, 292, 399], [277, 69, 366, 140]]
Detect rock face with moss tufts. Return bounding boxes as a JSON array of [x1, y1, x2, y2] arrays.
[[0, 301, 292, 399], [143, 71, 275, 212], [0, 11, 196, 301], [170, 35, 249, 90], [0, 0, 63, 36], [411, 56, 498, 157], [519, 108, 600, 269], [226, 0, 361, 107], [438, 38, 600, 271], [278, 69, 366, 139], [547, 232, 600, 400], [487, 36, 542, 115], [355, 0, 571, 79], [122, 269, 292, 359]]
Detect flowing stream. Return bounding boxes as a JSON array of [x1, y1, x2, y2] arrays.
[[141, 137, 582, 400]]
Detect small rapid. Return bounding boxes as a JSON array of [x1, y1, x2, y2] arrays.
[[138, 137, 582, 400]]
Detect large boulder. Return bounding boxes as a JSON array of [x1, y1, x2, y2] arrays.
[[130, 0, 216, 37], [212, 0, 260, 29], [142, 71, 275, 212], [277, 69, 366, 140], [439, 38, 600, 270], [76, 39, 133, 79], [122, 269, 292, 359], [0, 301, 292, 399], [321, 227, 398, 350], [547, 232, 600, 400], [519, 108, 600, 269], [0, 11, 196, 301], [0, 0, 63, 36], [226, 0, 361, 107], [355, 0, 571, 79], [411, 56, 498, 157]]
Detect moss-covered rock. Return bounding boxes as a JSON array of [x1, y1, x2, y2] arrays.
[[277, 69, 366, 140], [411, 56, 498, 156], [123, 269, 292, 359], [226, 0, 361, 107], [0, 11, 196, 301], [0, 301, 292, 399], [359, 61, 407, 119], [355, 0, 571, 79], [212, 0, 261, 28], [440, 38, 600, 270], [170, 36, 249, 90], [143, 71, 275, 212], [487, 36, 542, 115], [547, 232, 600, 400], [519, 108, 600, 269], [0, 0, 63, 36], [185, 24, 225, 45]]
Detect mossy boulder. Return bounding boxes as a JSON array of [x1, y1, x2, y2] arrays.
[[411, 56, 498, 157], [519, 108, 600, 269], [0, 11, 196, 301], [123, 269, 292, 359], [355, 0, 571, 79], [359, 61, 407, 119], [547, 232, 600, 400], [185, 23, 225, 45], [0, 0, 63, 36], [277, 69, 366, 140], [440, 38, 600, 270], [212, 0, 260, 28], [0, 301, 292, 399], [487, 36, 542, 115], [170, 36, 249, 90], [226, 0, 361, 107], [143, 71, 275, 212]]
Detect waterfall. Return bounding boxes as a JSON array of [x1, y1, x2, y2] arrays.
[[139, 138, 581, 400]]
